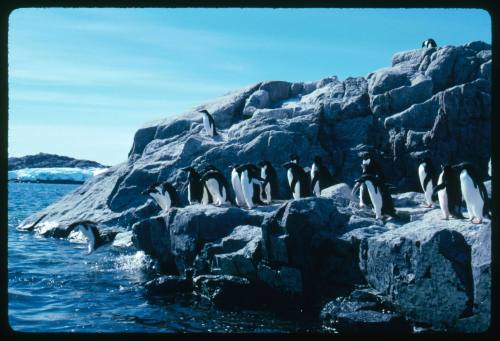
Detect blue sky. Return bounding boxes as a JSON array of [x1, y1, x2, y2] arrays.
[[8, 8, 491, 166]]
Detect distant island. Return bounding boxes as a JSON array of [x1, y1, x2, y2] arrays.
[[8, 153, 108, 184], [8, 152, 107, 170]]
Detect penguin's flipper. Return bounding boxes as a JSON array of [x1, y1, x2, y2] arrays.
[[290, 177, 299, 195], [432, 183, 446, 195], [311, 174, 320, 192]]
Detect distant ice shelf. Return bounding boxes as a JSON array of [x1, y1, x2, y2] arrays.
[[8, 167, 108, 184]]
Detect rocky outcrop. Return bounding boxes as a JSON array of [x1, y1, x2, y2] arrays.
[[18, 42, 491, 333], [8, 152, 107, 170]]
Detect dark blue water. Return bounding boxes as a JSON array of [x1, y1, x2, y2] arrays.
[[8, 182, 321, 333]]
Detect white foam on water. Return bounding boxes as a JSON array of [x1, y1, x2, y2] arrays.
[[114, 251, 154, 273]]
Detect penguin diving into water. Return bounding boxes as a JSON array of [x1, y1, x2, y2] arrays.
[[258, 160, 280, 204], [310, 156, 333, 196], [432, 164, 464, 220], [453, 162, 490, 224], [283, 161, 311, 199], [67, 221, 117, 254], [199, 110, 218, 137], [352, 174, 397, 221], [418, 158, 438, 208], [235, 163, 265, 209], [141, 181, 180, 212], [200, 170, 231, 206], [422, 38, 437, 48]]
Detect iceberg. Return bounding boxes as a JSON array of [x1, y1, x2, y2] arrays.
[[8, 167, 108, 184]]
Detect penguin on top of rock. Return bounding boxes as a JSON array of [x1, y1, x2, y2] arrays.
[[199, 110, 218, 137], [453, 162, 490, 224], [418, 157, 438, 208], [432, 164, 464, 220], [310, 156, 334, 197], [422, 38, 437, 48]]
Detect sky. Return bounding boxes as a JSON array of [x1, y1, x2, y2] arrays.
[[8, 8, 491, 166]]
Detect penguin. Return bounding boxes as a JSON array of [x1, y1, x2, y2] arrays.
[[67, 221, 117, 254], [229, 164, 246, 207], [236, 163, 265, 209], [422, 38, 437, 48], [258, 160, 280, 203], [310, 156, 333, 196], [453, 162, 490, 224], [352, 174, 397, 220], [199, 110, 218, 137], [418, 158, 438, 208], [283, 161, 311, 199], [141, 181, 180, 212], [200, 170, 231, 206], [357, 154, 383, 208], [432, 164, 464, 220], [181, 167, 209, 205], [290, 154, 300, 164]]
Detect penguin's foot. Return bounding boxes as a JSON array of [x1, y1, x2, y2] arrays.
[[471, 218, 483, 224], [442, 216, 449, 220]]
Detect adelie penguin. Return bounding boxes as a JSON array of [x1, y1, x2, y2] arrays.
[[432, 164, 464, 220], [453, 162, 490, 224], [422, 38, 437, 48], [200, 170, 231, 206], [229, 164, 246, 207], [258, 160, 279, 204], [141, 181, 180, 212], [310, 156, 333, 197], [199, 110, 218, 137], [352, 174, 397, 220], [235, 163, 265, 209], [181, 167, 212, 205], [358, 154, 383, 208], [283, 161, 311, 199], [418, 158, 438, 208], [67, 221, 117, 254]]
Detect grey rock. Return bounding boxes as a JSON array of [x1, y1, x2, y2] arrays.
[[144, 275, 192, 296], [242, 89, 270, 116], [259, 81, 291, 103], [320, 183, 356, 206], [321, 288, 410, 333], [360, 209, 491, 331], [132, 205, 267, 274], [8, 152, 107, 170], [256, 263, 303, 297], [192, 274, 258, 307]]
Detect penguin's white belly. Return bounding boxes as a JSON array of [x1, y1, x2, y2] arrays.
[[150, 192, 171, 211], [265, 183, 271, 203], [231, 171, 245, 207], [187, 184, 192, 204], [241, 171, 254, 209], [359, 184, 366, 207], [437, 174, 449, 217], [365, 181, 382, 218], [287, 169, 293, 188], [313, 180, 320, 197], [293, 181, 301, 199], [206, 178, 223, 205], [424, 181, 434, 205], [202, 186, 209, 205], [460, 171, 484, 219], [202, 115, 211, 135], [418, 164, 426, 191]]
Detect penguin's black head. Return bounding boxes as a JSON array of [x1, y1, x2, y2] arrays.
[[452, 162, 474, 173], [141, 182, 160, 195], [199, 109, 210, 116], [282, 161, 295, 169], [290, 154, 299, 163], [258, 160, 270, 168], [420, 157, 432, 166], [314, 156, 323, 165]]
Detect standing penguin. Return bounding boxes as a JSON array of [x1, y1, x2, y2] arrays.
[[422, 38, 437, 48], [200, 170, 231, 206], [283, 161, 311, 199], [432, 164, 464, 220], [453, 162, 490, 224], [181, 167, 210, 205], [310, 156, 333, 196], [229, 164, 246, 207], [357, 154, 384, 208], [67, 221, 117, 254], [235, 164, 265, 209], [199, 110, 218, 137], [141, 181, 181, 212], [352, 174, 397, 220], [258, 160, 280, 203], [418, 158, 438, 208]]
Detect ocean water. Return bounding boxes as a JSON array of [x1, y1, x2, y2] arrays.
[[8, 182, 321, 333]]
